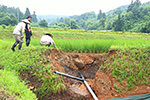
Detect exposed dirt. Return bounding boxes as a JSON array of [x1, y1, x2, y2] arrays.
[[0, 88, 16, 100], [20, 49, 150, 100]]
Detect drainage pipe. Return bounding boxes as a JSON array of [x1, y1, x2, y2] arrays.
[[80, 73, 99, 100], [54, 71, 83, 81]]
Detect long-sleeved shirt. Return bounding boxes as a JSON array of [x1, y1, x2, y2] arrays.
[[40, 35, 56, 47], [13, 22, 26, 37]]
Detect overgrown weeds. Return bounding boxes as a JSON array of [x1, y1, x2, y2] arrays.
[[100, 47, 150, 91]]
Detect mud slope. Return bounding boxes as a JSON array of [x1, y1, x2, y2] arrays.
[[43, 49, 150, 100], [45, 49, 107, 100]]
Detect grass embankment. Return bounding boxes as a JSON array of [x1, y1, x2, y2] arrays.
[[0, 40, 65, 99]]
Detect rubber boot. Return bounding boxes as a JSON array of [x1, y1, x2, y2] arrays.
[[18, 42, 23, 50], [11, 42, 18, 51]]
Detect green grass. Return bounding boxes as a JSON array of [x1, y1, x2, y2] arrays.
[[0, 40, 65, 99], [0, 69, 37, 100], [1, 26, 150, 40], [111, 39, 150, 50], [4, 38, 150, 53], [0, 26, 150, 98], [101, 47, 150, 90]]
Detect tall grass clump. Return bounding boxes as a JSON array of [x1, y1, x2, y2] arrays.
[[56, 39, 113, 53]]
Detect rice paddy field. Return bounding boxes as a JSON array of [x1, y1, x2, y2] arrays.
[[1, 26, 150, 53]]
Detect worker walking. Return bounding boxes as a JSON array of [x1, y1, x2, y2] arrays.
[[11, 19, 30, 51]]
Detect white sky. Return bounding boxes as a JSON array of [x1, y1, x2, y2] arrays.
[[0, 0, 150, 15]]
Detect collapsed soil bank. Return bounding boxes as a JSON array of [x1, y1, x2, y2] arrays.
[[44, 49, 111, 100], [20, 49, 150, 100]]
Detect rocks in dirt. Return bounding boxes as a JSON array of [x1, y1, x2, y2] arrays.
[[73, 58, 84, 69], [69, 88, 89, 96], [73, 55, 94, 70]]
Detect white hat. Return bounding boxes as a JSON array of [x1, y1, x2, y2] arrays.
[[22, 19, 30, 24]]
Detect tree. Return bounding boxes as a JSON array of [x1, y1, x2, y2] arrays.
[[127, 0, 134, 12], [113, 14, 124, 31], [64, 18, 71, 27], [70, 20, 79, 29], [134, 0, 141, 7], [140, 22, 150, 33], [24, 8, 31, 19], [97, 10, 103, 20], [10, 14, 18, 26], [32, 11, 38, 23], [39, 19, 48, 27], [127, 0, 141, 12], [15, 8, 24, 22]]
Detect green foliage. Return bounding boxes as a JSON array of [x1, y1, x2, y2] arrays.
[[140, 22, 150, 33], [32, 11, 38, 23], [48, 0, 150, 33], [70, 20, 79, 29], [114, 84, 122, 93], [0, 5, 38, 26], [97, 10, 103, 20], [24, 8, 31, 18], [39, 19, 48, 27], [0, 5, 24, 22], [0, 12, 17, 26], [0, 39, 65, 99], [0, 69, 37, 100], [102, 48, 150, 90], [113, 14, 124, 31]]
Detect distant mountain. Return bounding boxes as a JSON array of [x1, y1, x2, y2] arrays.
[[143, 1, 150, 5], [37, 15, 68, 24], [106, 5, 128, 14], [37, 1, 150, 24]]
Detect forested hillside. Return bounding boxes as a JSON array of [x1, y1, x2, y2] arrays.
[[52, 0, 150, 33], [1, 0, 150, 33], [0, 5, 38, 26]]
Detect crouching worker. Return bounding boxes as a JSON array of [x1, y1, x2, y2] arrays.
[[11, 19, 30, 51], [40, 33, 56, 48]]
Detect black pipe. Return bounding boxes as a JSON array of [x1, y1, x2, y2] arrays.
[[19, 63, 42, 69]]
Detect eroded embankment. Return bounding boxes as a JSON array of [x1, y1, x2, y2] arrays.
[[44, 49, 150, 100], [20, 49, 150, 100], [44, 49, 109, 100]]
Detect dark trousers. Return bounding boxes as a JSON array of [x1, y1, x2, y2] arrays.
[[26, 37, 31, 47]]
